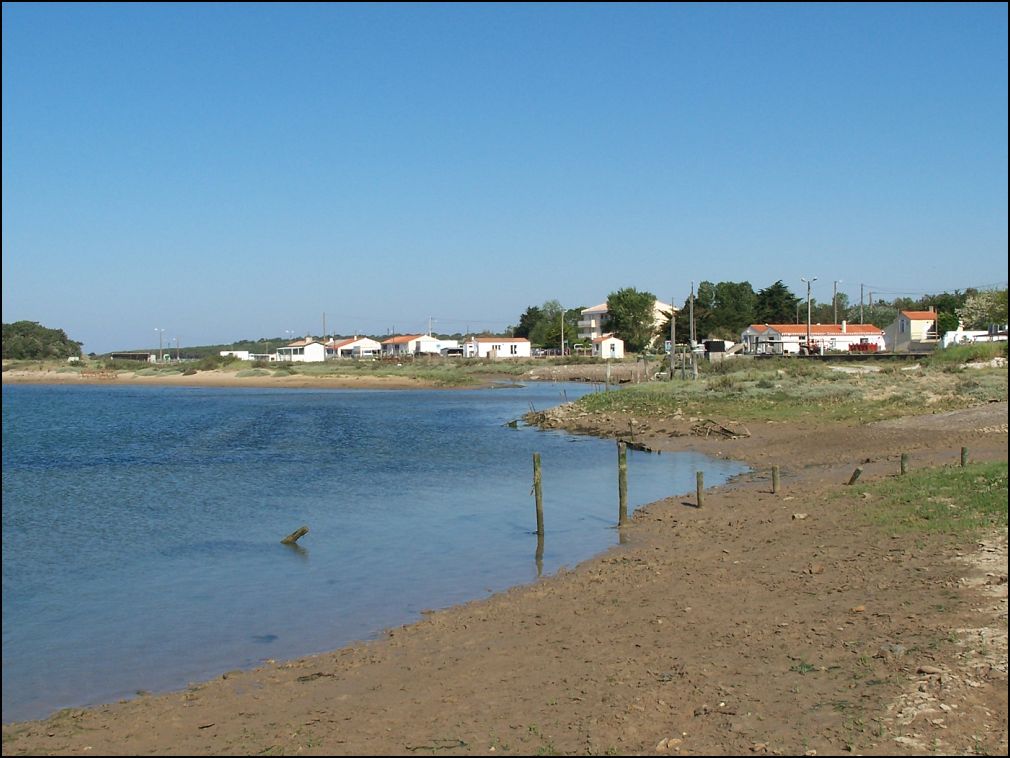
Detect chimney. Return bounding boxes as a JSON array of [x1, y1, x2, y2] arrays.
[[841, 320, 847, 333]]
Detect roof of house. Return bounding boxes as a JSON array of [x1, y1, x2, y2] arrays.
[[901, 310, 937, 321], [763, 324, 884, 336], [381, 334, 424, 345], [581, 303, 609, 314], [283, 338, 323, 348], [471, 336, 530, 343], [592, 333, 622, 344]]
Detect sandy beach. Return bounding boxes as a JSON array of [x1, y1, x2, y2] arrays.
[[1, 367, 451, 391], [1, 378, 1006, 755]]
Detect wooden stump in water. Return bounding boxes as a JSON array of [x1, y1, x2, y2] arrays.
[[281, 526, 309, 545]]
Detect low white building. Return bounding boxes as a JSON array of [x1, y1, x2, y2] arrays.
[[380, 334, 458, 356], [942, 325, 1009, 347], [464, 336, 532, 359], [592, 333, 625, 359], [884, 310, 939, 353], [326, 337, 382, 359], [276, 338, 327, 362], [219, 350, 252, 361], [742, 322, 886, 355]]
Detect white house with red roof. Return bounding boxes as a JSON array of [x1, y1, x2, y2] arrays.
[[276, 337, 327, 362], [742, 322, 886, 355], [592, 333, 625, 359], [326, 336, 382, 359], [884, 309, 939, 353], [381, 334, 459, 356], [463, 336, 532, 359]]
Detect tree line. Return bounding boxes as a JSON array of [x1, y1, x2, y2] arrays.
[[509, 283, 1008, 352], [2, 321, 83, 360]]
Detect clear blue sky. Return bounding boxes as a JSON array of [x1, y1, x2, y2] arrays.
[[3, 2, 1007, 354]]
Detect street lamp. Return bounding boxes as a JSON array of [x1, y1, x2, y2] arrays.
[[800, 277, 817, 354], [155, 328, 165, 362]]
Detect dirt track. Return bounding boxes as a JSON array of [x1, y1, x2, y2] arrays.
[[2, 403, 1007, 756]]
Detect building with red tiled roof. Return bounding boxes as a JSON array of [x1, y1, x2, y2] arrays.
[[741, 321, 885, 355], [884, 309, 938, 353], [325, 336, 382, 359]]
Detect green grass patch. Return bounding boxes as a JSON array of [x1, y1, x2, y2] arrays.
[[856, 461, 1008, 537], [573, 358, 1007, 424]]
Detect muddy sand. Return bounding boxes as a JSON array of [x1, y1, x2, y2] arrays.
[[1, 394, 1007, 756]]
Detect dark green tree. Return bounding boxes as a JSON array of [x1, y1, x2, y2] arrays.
[[512, 306, 543, 339], [754, 281, 801, 324], [2, 321, 83, 360], [606, 288, 657, 352]]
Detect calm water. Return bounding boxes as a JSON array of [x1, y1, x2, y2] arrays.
[[1, 382, 746, 723]]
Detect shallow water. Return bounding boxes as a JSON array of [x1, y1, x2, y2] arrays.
[[1, 382, 746, 723]]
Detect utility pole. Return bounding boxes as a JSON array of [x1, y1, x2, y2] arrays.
[[689, 282, 696, 346], [669, 299, 676, 380], [860, 284, 864, 324], [801, 277, 817, 354], [323, 312, 327, 341], [175, 337, 180, 361], [833, 280, 841, 324], [558, 303, 564, 357], [155, 328, 164, 362]]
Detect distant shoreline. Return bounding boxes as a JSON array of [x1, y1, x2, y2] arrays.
[[0, 368, 458, 391]]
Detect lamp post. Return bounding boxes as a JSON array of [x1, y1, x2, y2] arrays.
[[559, 303, 564, 357], [155, 328, 165, 362], [800, 277, 817, 354], [833, 280, 842, 325]]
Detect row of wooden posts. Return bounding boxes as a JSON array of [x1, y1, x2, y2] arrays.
[[530, 444, 974, 537], [281, 446, 974, 547]]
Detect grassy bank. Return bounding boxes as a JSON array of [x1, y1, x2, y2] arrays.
[[854, 460, 1008, 536], [575, 353, 1007, 424]]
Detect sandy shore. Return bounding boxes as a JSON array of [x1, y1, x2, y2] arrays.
[[1, 397, 1007, 755], [1, 368, 459, 391]]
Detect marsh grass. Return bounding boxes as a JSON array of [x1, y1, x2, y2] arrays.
[[855, 462, 1008, 537], [576, 359, 1007, 424]]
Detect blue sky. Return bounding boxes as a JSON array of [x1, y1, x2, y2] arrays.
[[3, 3, 1007, 354]]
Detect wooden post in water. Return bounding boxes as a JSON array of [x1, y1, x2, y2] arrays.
[[847, 467, 863, 485], [695, 471, 705, 508], [618, 442, 628, 526], [533, 453, 544, 537], [772, 465, 780, 494], [900, 453, 909, 475], [281, 526, 309, 545], [960, 447, 969, 467]]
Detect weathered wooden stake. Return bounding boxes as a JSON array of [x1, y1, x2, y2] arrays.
[[533, 453, 544, 537], [535, 533, 544, 578], [847, 467, 863, 485], [696, 471, 705, 508], [618, 442, 629, 526], [772, 465, 780, 494], [281, 526, 309, 545], [960, 447, 969, 467], [900, 453, 909, 475]]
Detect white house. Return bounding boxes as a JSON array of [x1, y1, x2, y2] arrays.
[[592, 333, 625, 360], [577, 298, 674, 344], [463, 336, 532, 359], [219, 350, 252, 361], [381, 334, 424, 356], [742, 322, 886, 355], [942, 324, 1009, 347], [884, 310, 939, 353], [326, 337, 382, 359], [276, 338, 327, 362]]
